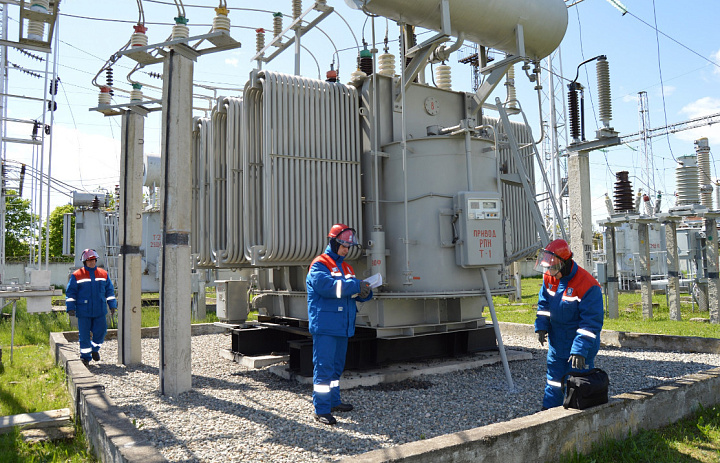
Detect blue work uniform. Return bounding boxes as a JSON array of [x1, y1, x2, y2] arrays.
[[66, 266, 117, 361], [534, 262, 604, 408], [306, 244, 373, 415]]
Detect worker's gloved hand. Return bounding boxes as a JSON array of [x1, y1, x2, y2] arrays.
[[358, 281, 371, 299], [570, 354, 586, 370], [536, 330, 547, 346], [67, 310, 75, 317]]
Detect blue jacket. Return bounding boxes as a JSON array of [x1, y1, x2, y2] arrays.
[[306, 244, 373, 337], [534, 262, 604, 359], [66, 266, 117, 318]]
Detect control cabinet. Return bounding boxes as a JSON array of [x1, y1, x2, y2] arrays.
[[453, 191, 504, 267]]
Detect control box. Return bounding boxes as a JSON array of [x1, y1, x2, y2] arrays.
[[453, 191, 504, 267]]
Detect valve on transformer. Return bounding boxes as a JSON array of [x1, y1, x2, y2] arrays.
[[172, 16, 190, 40], [131, 24, 148, 47], [213, 6, 230, 33]]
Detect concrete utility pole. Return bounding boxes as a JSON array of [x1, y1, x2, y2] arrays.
[[158, 49, 193, 396], [602, 222, 619, 319], [567, 150, 593, 271], [117, 110, 144, 365], [636, 219, 653, 319], [662, 216, 682, 321]]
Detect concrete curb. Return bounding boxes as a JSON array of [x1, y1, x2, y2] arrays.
[[499, 321, 720, 354], [50, 323, 228, 463]]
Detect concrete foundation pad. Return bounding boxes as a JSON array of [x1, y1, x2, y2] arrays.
[[268, 349, 532, 388], [218, 348, 289, 368]]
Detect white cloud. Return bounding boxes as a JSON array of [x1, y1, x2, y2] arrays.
[[675, 97, 720, 145], [225, 57, 239, 67], [712, 49, 720, 75]]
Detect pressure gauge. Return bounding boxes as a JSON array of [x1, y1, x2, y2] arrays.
[[424, 97, 439, 116]]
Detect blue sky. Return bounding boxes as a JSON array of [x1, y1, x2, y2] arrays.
[[4, 0, 719, 228]]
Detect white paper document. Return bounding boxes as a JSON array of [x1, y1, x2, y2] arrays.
[[364, 273, 383, 288]]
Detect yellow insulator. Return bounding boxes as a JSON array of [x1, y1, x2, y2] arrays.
[[378, 53, 395, 77], [27, 0, 49, 41], [435, 64, 451, 90], [213, 7, 231, 32]]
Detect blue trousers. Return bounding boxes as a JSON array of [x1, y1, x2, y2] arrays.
[[543, 340, 599, 408], [312, 334, 348, 415], [77, 314, 107, 361]]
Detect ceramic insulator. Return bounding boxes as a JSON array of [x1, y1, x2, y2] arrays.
[[435, 64, 451, 90], [378, 53, 395, 77]]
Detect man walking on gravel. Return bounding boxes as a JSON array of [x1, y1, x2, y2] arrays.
[[306, 224, 373, 425], [533, 239, 604, 409], [66, 249, 117, 367]]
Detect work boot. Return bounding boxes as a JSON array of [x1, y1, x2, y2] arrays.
[[92, 351, 100, 362], [81, 358, 90, 367], [314, 413, 337, 425], [331, 403, 354, 413]]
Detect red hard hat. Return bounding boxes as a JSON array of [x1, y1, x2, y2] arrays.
[[81, 249, 99, 262], [328, 223, 358, 247], [544, 239, 572, 261]]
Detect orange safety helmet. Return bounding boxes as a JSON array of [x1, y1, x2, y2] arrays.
[[328, 223, 359, 247], [81, 249, 99, 262], [534, 239, 572, 274]]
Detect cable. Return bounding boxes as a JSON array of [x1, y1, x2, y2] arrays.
[[650, 0, 677, 164]]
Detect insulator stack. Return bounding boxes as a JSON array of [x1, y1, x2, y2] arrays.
[[350, 68, 367, 83], [130, 83, 143, 102], [435, 64, 451, 90], [213, 7, 230, 32], [292, 0, 302, 20], [596, 56, 612, 128], [172, 16, 190, 40], [27, 0, 49, 41], [675, 155, 700, 206], [613, 171, 635, 213], [568, 84, 580, 141], [604, 193, 614, 217], [695, 138, 713, 207], [506, 65, 517, 110], [378, 52, 395, 76], [256, 28, 265, 53], [98, 86, 112, 105], [105, 68, 114, 96], [359, 48, 373, 75], [273, 12, 283, 38], [643, 195, 652, 216], [131, 24, 148, 47]]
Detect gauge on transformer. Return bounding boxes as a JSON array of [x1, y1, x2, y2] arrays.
[[424, 97, 439, 116]]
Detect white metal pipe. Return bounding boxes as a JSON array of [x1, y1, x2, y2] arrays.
[[481, 267, 516, 391]]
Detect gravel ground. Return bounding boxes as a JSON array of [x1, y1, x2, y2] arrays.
[[88, 332, 720, 463]]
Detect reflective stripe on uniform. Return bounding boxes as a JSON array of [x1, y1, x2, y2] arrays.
[[80, 347, 92, 354], [546, 289, 556, 296], [96, 278, 107, 282], [66, 298, 76, 302], [330, 380, 339, 388], [562, 295, 580, 302], [335, 280, 342, 298], [91, 340, 103, 348], [314, 384, 331, 393], [107, 296, 116, 301], [76, 279, 91, 284], [547, 380, 562, 388], [537, 310, 551, 317], [577, 328, 596, 339]]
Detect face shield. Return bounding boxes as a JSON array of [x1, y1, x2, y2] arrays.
[[335, 228, 359, 247], [533, 249, 566, 275]]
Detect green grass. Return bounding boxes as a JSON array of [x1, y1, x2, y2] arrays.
[[493, 276, 719, 337], [560, 403, 720, 463]]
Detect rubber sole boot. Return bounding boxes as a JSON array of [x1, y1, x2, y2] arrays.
[[81, 358, 90, 367], [314, 413, 337, 425], [92, 351, 100, 362], [331, 403, 354, 412]]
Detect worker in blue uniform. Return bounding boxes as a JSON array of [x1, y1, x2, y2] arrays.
[[533, 239, 604, 409], [306, 224, 373, 425], [66, 249, 117, 367]]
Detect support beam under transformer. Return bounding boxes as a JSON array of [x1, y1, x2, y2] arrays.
[[159, 49, 193, 396], [118, 110, 144, 365]]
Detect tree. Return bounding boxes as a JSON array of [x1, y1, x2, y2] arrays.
[[4, 189, 37, 257], [48, 203, 74, 257]]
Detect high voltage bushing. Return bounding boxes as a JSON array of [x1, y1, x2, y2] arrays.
[[613, 171, 635, 213], [568, 81, 581, 141], [359, 48, 372, 75]]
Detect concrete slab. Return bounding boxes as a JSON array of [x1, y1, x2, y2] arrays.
[[218, 348, 289, 368], [0, 408, 72, 433], [268, 349, 533, 388]]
